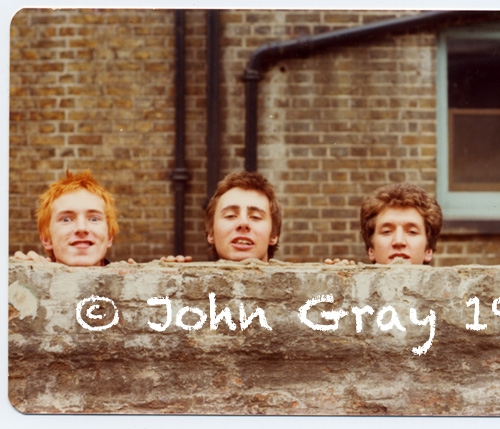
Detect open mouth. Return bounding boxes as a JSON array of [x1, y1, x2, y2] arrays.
[[232, 238, 254, 246], [71, 240, 94, 248], [390, 253, 409, 260]]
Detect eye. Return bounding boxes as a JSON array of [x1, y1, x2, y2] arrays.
[[89, 216, 101, 222], [60, 216, 72, 222]]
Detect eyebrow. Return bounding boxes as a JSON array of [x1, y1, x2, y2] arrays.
[[378, 221, 422, 229], [220, 205, 267, 215], [55, 209, 105, 216]]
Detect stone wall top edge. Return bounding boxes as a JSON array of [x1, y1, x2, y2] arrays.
[[8, 258, 500, 273]]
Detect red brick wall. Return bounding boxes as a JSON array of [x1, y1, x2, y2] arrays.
[[9, 9, 500, 265]]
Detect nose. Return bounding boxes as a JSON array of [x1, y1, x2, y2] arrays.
[[74, 216, 90, 234], [392, 227, 406, 247], [236, 216, 250, 232]]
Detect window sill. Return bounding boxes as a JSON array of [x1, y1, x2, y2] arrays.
[[442, 220, 500, 235]]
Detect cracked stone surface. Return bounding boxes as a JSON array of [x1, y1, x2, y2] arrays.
[[8, 259, 500, 415]]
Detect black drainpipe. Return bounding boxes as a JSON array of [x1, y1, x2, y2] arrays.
[[171, 10, 190, 255], [205, 10, 221, 206], [241, 10, 488, 172]]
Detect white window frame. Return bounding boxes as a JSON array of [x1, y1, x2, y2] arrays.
[[436, 25, 500, 221]]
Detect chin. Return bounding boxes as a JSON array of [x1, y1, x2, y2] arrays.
[[58, 253, 104, 267], [229, 254, 250, 262], [68, 259, 100, 267], [225, 252, 258, 262]]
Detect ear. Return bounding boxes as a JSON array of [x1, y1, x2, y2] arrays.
[[368, 247, 376, 263], [424, 248, 433, 264], [207, 232, 215, 245], [40, 235, 53, 250], [107, 235, 114, 248], [269, 235, 278, 246]]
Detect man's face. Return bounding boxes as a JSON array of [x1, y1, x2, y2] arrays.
[[41, 189, 113, 266], [207, 187, 278, 262], [368, 206, 433, 265]]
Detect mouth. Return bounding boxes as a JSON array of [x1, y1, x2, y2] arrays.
[[70, 240, 94, 248], [231, 238, 254, 247], [390, 253, 410, 260]]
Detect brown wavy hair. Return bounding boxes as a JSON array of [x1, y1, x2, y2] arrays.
[[360, 183, 442, 253]]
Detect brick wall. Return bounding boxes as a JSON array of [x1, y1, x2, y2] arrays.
[[8, 260, 500, 414], [10, 9, 180, 261], [9, 9, 500, 265]]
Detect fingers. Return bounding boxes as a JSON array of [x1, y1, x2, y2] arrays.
[[324, 258, 356, 265], [27, 251, 49, 262], [160, 255, 193, 263], [126, 256, 193, 264], [14, 251, 29, 260], [13, 250, 50, 262]]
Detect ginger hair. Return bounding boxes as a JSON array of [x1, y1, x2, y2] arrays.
[[37, 170, 119, 258]]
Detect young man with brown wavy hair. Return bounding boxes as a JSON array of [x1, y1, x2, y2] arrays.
[[359, 183, 442, 265]]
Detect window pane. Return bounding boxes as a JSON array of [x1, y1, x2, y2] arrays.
[[449, 109, 500, 191], [448, 38, 500, 109], [447, 37, 500, 192]]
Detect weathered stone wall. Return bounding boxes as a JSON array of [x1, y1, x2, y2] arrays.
[[8, 260, 500, 415]]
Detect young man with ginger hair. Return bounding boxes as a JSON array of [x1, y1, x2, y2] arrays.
[[359, 183, 442, 265], [205, 171, 282, 262], [14, 169, 191, 265], [15, 169, 118, 266]]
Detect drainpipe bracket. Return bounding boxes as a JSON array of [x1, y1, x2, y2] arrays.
[[242, 68, 263, 82], [171, 167, 191, 183]]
